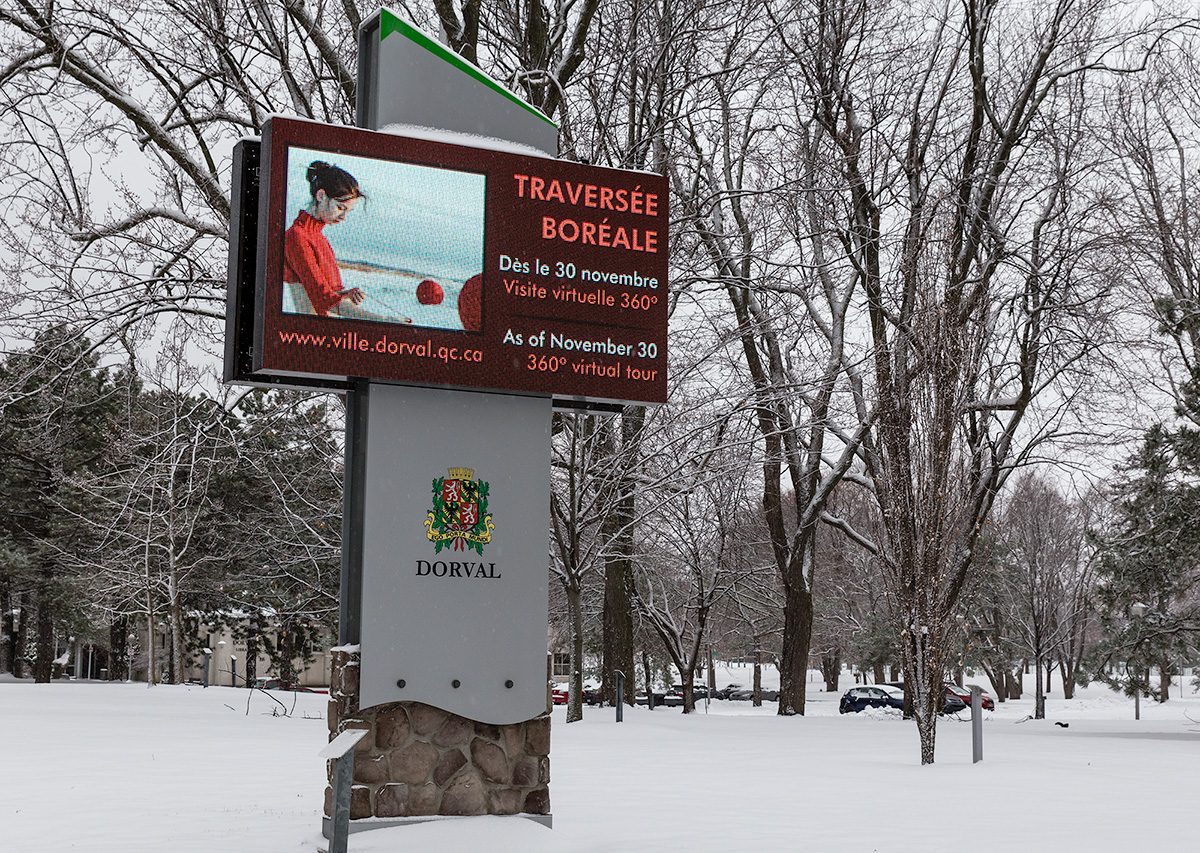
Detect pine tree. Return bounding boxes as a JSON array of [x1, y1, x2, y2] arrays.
[[1091, 426, 1200, 701]]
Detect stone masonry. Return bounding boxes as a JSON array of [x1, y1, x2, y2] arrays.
[[324, 647, 550, 820]]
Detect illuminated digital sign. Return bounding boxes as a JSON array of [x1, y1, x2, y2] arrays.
[[249, 116, 667, 405]]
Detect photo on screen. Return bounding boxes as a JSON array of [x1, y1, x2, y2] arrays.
[[281, 146, 486, 332]]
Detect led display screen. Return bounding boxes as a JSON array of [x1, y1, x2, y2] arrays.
[[252, 117, 667, 405]]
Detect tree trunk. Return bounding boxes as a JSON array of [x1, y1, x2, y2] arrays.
[[873, 663, 885, 684], [821, 652, 840, 693], [752, 653, 763, 707], [981, 663, 1005, 702], [109, 615, 128, 681], [679, 667, 696, 714], [0, 586, 9, 675], [167, 563, 184, 685], [33, 577, 54, 683], [601, 408, 641, 708], [901, 620, 946, 764], [165, 631, 176, 685], [778, 583, 814, 715], [280, 622, 296, 685], [1158, 660, 1170, 703], [641, 648, 654, 710], [1, 588, 13, 676], [15, 597, 29, 678], [145, 597, 156, 686], [1060, 653, 1076, 699], [1001, 670, 1016, 700], [601, 509, 635, 707], [566, 582, 584, 723], [1034, 652, 1045, 719], [246, 610, 262, 685]]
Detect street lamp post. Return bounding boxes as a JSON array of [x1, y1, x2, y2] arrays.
[[1130, 603, 1148, 720]]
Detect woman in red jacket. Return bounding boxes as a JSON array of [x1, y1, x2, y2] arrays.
[[284, 161, 367, 316]]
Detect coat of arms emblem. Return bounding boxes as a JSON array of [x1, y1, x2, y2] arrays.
[[425, 467, 494, 553]]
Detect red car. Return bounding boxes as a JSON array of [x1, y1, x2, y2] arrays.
[[551, 686, 569, 705], [945, 682, 994, 710]]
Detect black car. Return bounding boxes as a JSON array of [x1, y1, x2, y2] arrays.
[[727, 686, 778, 702], [839, 685, 905, 714], [882, 682, 969, 715]]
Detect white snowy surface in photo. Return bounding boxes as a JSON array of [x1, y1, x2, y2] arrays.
[[1, 670, 1197, 852], [282, 268, 465, 330]]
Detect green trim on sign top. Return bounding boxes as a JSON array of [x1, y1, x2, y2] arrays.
[[380, 10, 558, 129]]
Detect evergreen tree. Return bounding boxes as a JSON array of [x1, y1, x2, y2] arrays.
[[0, 328, 121, 681], [1091, 426, 1200, 701]]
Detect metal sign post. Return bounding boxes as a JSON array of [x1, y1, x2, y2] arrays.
[[319, 729, 369, 853], [971, 686, 983, 763], [222, 7, 667, 836]]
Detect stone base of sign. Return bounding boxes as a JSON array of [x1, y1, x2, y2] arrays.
[[320, 813, 553, 841], [323, 648, 551, 828]]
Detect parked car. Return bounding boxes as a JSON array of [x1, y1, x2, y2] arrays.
[[664, 683, 716, 703], [881, 682, 969, 715], [727, 686, 779, 702], [551, 686, 569, 705], [944, 682, 995, 711], [840, 685, 905, 714], [714, 683, 743, 700], [252, 678, 327, 694], [943, 692, 968, 714], [581, 686, 603, 706], [634, 691, 667, 707]]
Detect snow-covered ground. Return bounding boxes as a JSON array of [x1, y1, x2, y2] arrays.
[[2, 669, 1196, 852]]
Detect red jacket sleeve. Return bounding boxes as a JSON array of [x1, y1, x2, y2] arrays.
[[284, 215, 343, 316]]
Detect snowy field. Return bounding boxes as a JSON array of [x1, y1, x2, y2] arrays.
[[2, 670, 1196, 852]]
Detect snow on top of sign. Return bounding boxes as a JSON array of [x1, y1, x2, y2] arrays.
[[329, 643, 360, 654], [375, 123, 555, 159]]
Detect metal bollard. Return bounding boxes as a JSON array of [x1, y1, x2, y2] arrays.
[[319, 728, 368, 853], [615, 670, 624, 723], [971, 685, 983, 763]]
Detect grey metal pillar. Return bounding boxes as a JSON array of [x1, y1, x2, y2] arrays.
[[615, 670, 624, 723], [338, 381, 369, 646], [320, 729, 368, 853], [971, 686, 983, 763], [329, 751, 353, 853]]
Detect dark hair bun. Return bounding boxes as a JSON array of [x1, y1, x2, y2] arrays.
[[306, 160, 362, 201], [307, 161, 332, 186]]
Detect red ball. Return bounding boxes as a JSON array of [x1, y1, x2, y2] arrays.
[[457, 274, 482, 331], [416, 279, 444, 305]]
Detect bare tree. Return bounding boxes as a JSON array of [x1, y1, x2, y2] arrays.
[[761, 0, 1163, 762], [986, 472, 1095, 716], [549, 412, 612, 722], [1105, 31, 1200, 412], [431, 0, 600, 121], [633, 411, 759, 713], [665, 0, 871, 716]]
